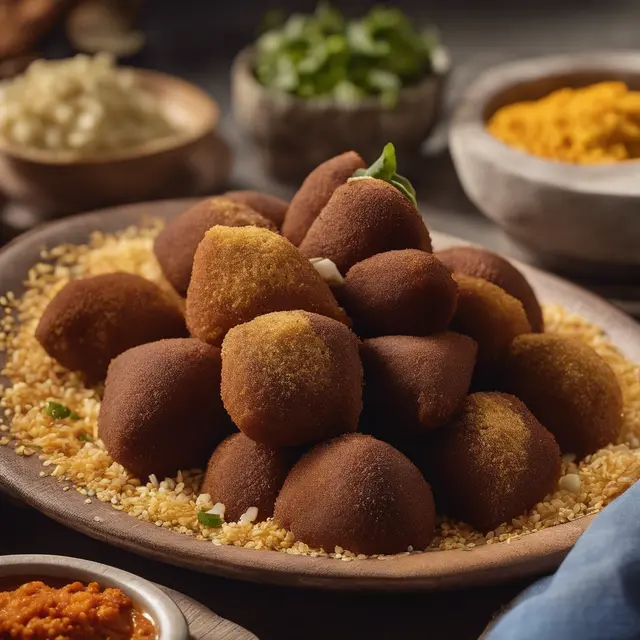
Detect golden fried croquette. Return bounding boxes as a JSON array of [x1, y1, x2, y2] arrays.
[[298, 179, 432, 274], [200, 433, 299, 522], [437, 246, 543, 332], [360, 333, 477, 439], [98, 338, 232, 479], [423, 392, 561, 531], [186, 226, 348, 346], [342, 250, 457, 337], [274, 433, 435, 554], [502, 334, 623, 457], [282, 151, 365, 246], [450, 275, 531, 379], [224, 190, 289, 228], [35, 272, 186, 383], [154, 196, 277, 296], [221, 311, 362, 447]]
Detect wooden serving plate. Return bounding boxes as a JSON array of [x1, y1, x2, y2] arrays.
[[160, 585, 257, 640], [1, 199, 639, 591]]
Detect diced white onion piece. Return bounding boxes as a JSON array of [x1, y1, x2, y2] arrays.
[[559, 473, 581, 493], [239, 506, 259, 524], [310, 257, 344, 285]]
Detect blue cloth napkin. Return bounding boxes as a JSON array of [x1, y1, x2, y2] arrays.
[[487, 480, 640, 640]]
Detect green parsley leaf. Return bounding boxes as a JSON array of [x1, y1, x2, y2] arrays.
[[351, 143, 418, 207], [362, 142, 397, 180], [77, 432, 93, 443], [44, 401, 80, 421], [197, 511, 224, 528]]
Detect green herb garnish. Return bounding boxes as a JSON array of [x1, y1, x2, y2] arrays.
[[44, 401, 80, 421], [254, 3, 439, 107], [351, 143, 418, 206], [77, 432, 93, 443], [197, 511, 224, 528]]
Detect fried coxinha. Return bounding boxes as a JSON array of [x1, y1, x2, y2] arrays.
[[30, 143, 623, 554]]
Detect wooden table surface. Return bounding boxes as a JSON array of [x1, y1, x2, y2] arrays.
[[0, 496, 532, 639]]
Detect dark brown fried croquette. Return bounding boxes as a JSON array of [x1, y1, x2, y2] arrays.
[[281, 151, 365, 246], [298, 179, 432, 274], [501, 334, 623, 457], [437, 246, 544, 332], [221, 311, 362, 447], [224, 190, 289, 228], [360, 333, 477, 439], [201, 433, 299, 522], [98, 338, 232, 479], [185, 226, 348, 346], [450, 274, 531, 379], [154, 196, 277, 297], [422, 392, 561, 531], [342, 250, 457, 337], [274, 433, 436, 555], [35, 272, 186, 384]]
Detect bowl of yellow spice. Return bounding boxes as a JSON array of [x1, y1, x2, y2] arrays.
[[449, 52, 640, 278]]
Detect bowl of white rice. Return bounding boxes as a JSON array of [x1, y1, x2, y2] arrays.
[[0, 54, 221, 215]]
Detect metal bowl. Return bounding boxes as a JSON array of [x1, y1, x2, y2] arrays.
[[0, 554, 189, 640]]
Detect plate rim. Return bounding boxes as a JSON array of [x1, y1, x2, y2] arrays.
[[0, 198, 637, 592]]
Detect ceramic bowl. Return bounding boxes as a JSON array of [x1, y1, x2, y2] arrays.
[[232, 45, 450, 182], [449, 51, 640, 279], [0, 554, 189, 639], [0, 68, 224, 216]]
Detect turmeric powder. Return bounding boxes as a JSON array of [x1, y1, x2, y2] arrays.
[[487, 81, 640, 164]]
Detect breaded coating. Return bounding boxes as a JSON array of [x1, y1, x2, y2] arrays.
[[450, 274, 531, 379], [186, 226, 348, 346], [98, 338, 232, 479], [221, 311, 362, 447], [282, 151, 365, 246], [360, 332, 477, 439], [502, 334, 623, 457], [274, 433, 435, 555], [224, 190, 289, 228], [423, 392, 561, 531], [299, 179, 432, 273], [342, 250, 457, 337], [437, 246, 543, 332], [35, 272, 186, 383], [154, 196, 277, 296], [201, 433, 299, 522]]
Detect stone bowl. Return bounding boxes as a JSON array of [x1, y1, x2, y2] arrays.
[[232, 45, 450, 182], [449, 51, 640, 279]]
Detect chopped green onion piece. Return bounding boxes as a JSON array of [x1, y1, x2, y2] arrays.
[[44, 401, 80, 421], [352, 143, 418, 207], [77, 432, 93, 443], [254, 3, 438, 106], [197, 511, 224, 528]]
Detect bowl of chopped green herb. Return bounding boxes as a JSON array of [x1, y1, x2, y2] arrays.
[[232, 3, 449, 181]]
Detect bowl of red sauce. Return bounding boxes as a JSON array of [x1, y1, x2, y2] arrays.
[[0, 554, 188, 640]]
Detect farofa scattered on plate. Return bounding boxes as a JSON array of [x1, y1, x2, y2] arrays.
[[1, 220, 639, 560]]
